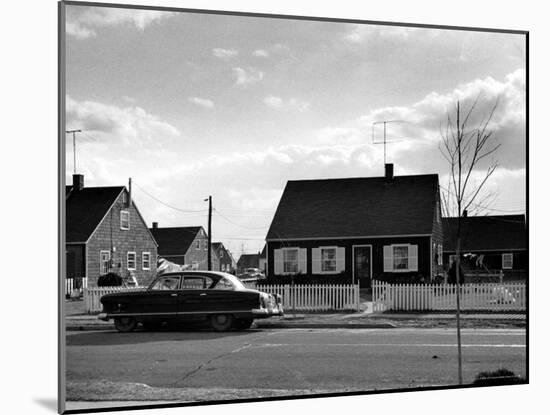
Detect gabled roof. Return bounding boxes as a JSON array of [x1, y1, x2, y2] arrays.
[[443, 215, 526, 252], [66, 186, 125, 243], [266, 174, 439, 240], [237, 253, 260, 269], [149, 226, 204, 256]]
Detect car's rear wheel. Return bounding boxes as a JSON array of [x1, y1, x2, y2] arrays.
[[210, 314, 234, 332], [114, 317, 137, 332], [234, 318, 253, 330]]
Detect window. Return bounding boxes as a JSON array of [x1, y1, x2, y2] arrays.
[[122, 192, 127, 204], [151, 275, 181, 290], [120, 211, 130, 230], [196, 240, 201, 250], [100, 250, 110, 275], [142, 252, 151, 270], [384, 244, 418, 272], [181, 276, 214, 289], [127, 252, 136, 270], [321, 247, 337, 272], [502, 253, 513, 269], [220, 251, 224, 258], [192, 261, 199, 270], [393, 245, 409, 270], [437, 244, 443, 266], [283, 248, 299, 273]]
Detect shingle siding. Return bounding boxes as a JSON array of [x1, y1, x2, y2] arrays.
[[86, 191, 157, 286]]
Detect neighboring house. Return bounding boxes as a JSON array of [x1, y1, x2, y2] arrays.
[[259, 245, 267, 274], [265, 164, 444, 287], [66, 174, 158, 287], [149, 224, 218, 270], [212, 242, 236, 273], [237, 253, 260, 273], [442, 214, 527, 280]]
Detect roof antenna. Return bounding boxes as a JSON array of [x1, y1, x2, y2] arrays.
[[371, 120, 406, 165]]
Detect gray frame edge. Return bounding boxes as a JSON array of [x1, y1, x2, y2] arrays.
[[58, 1, 67, 413]]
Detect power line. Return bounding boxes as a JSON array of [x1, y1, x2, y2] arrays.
[[133, 181, 208, 214], [213, 208, 269, 230]]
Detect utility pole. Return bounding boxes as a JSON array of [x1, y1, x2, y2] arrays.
[[66, 129, 82, 174], [207, 196, 212, 271]]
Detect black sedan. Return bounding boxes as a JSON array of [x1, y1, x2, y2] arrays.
[[98, 271, 283, 332]]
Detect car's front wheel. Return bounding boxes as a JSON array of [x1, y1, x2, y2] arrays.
[[210, 314, 234, 332], [114, 317, 137, 332]]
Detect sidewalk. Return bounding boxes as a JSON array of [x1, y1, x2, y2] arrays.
[[65, 310, 525, 331]]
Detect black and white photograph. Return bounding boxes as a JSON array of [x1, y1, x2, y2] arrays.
[[56, 0, 529, 413]]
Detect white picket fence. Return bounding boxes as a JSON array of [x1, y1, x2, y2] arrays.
[[247, 283, 360, 312], [372, 280, 526, 312], [84, 286, 145, 314], [65, 277, 88, 297]]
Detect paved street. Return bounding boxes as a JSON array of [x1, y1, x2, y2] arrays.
[[66, 327, 526, 402]]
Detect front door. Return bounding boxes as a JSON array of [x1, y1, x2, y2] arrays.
[[353, 246, 372, 288]]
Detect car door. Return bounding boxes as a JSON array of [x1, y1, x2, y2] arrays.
[[177, 275, 215, 319], [142, 274, 181, 318]]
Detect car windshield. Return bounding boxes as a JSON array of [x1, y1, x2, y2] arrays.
[[214, 273, 246, 290]]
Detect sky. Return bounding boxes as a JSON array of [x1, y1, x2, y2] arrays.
[[64, 4, 526, 258]]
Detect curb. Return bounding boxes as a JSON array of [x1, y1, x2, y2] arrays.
[[66, 322, 396, 331]]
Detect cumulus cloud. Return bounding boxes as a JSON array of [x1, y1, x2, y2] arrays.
[[233, 67, 264, 86], [188, 97, 214, 109], [66, 96, 180, 142], [212, 48, 239, 59], [66, 7, 177, 39], [264, 96, 310, 112], [345, 24, 418, 43], [252, 49, 269, 57]]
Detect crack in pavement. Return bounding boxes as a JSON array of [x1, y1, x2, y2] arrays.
[[169, 332, 277, 387]]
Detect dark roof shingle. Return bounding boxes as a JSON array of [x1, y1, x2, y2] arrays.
[[149, 227, 203, 256], [443, 215, 526, 252], [266, 174, 439, 240], [66, 186, 124, 243]]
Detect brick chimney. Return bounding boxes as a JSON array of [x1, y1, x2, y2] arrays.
[[384, 163, 394, 181], [72, 174, 84, 191], [152, 222, 158, 229]]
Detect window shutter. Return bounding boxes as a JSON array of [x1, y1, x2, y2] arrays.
[[383, 246, 392, 272], [409, 244, 418, 271], [336, 247, 345, 272], [274, 249, 283, 275], [298, 248, 307, 274], [312, 248, 321, 274]]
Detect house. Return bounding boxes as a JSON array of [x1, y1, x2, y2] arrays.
[[237, 253, 260, 273], [265, 164, 444, 287], [66, 174, 158, 287], [149, 224, 219, 270], [212, 242, 236, 273], [442, 214, 527, 280], [259, 245, 267, 274]]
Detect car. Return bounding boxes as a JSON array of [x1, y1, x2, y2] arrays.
[[238, 268, 266, 280], [98, 271, 283, 332]]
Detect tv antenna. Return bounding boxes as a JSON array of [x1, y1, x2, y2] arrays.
[[371, 120, 406, 164], [66, 129, 82, 174]]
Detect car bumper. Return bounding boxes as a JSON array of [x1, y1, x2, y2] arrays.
[[97, 313, 109, 321], [252, 306, 284, 318]]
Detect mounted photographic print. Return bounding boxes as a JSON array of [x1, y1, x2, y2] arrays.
[[59, 1, 528, 413]]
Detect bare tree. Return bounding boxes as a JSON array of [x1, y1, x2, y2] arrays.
[[439, 97, 500, 385]]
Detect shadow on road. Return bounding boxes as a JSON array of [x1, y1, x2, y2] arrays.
[[66, 328, 262, 346]]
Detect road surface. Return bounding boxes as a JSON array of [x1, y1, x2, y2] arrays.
[[66, 327, 526, 401]]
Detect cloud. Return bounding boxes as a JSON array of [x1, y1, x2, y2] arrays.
[[233, 67, 264, 86], [66, 96, 180, 143], [66, 7, 176, 39], [212, 48, 239, 59], [252, 49, 269, 57], [264, 96, 310, 112], [188, 97, 214, 109], [345, 24, 418, 43]]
